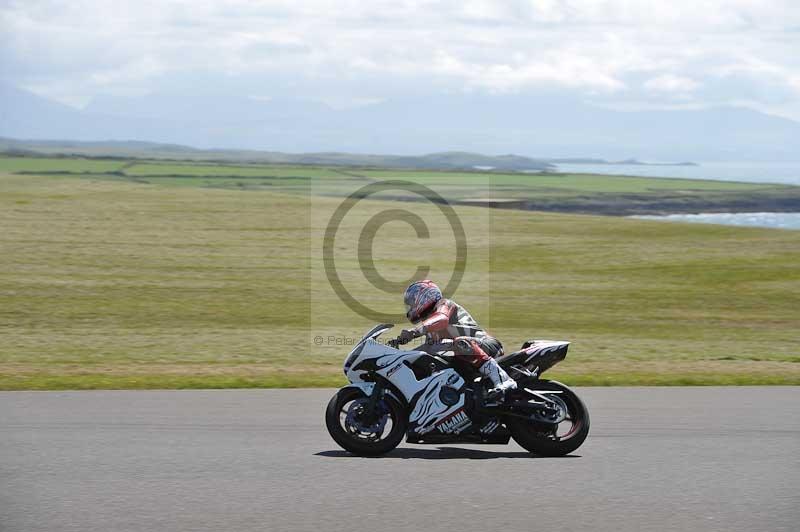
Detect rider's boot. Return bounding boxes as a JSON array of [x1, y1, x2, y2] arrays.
[[478, 358, 517, 396]]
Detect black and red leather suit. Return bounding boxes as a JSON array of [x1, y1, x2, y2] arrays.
[[412, 298, 504, 367]]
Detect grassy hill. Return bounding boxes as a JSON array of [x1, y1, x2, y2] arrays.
[[0, 138, 554, 171], [1, 159, 798, 389]]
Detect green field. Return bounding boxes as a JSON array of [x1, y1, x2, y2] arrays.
[[3, 155, 797, 214], [0, 156, 128, 173], [1, 155, 799, 389]]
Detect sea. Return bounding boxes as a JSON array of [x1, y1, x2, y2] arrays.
[[634, 212, 800, 230], [553, 161, 800, 230]]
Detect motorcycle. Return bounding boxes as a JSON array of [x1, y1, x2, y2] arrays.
[[325, 324, 589, 456]]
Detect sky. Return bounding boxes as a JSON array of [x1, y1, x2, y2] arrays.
[[1, 0, 800, 120]]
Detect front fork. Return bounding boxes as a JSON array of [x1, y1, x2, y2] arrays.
[[361, 379, 385, 424], [342, 378, 391, 424]]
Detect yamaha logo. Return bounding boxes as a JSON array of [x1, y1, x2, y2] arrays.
[[436, 409, 471, 434]]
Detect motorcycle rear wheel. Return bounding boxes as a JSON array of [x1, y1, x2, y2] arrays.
[[325, 387, 407, 456], [508, 380, 590, 456]]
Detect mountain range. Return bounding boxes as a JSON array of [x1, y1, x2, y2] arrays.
[[2, 82, 799, 162]]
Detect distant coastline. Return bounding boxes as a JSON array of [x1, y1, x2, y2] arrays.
[[548, 158, 698, 167], [458, 196, 800, 217]]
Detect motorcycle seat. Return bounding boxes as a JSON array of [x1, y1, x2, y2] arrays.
[[495, 340, 570, 371]]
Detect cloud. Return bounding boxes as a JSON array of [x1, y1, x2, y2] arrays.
[[430, 49, 626, 92], [644, 75, 701, 94], [0, 0, 799, 119]]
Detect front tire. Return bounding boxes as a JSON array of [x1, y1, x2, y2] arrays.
[[509, 380, 590, 456], [325, 387, 407, 456]]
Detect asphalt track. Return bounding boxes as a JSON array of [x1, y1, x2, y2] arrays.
[[1, 387, 798, 532]]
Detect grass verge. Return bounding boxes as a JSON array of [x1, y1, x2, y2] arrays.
[[2, 370, 797, 390]]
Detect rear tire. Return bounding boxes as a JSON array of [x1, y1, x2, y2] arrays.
[[509, 380, 590, 456], [325, 387, 407, 456]]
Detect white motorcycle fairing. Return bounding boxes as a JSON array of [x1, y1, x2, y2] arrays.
[[406, 370, 467, 435], [343, 326, 470, 436]]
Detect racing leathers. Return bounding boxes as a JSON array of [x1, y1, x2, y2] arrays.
[[404, 298, 517, 394]]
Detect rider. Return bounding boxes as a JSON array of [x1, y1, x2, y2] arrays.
[[397, 279, 517, 395]]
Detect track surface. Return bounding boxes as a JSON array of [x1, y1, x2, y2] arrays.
[[1, 387, 798, 532]]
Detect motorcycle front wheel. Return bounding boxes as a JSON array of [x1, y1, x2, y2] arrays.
[[325, 387, 407, 456], [508, 380, 590, 456]]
